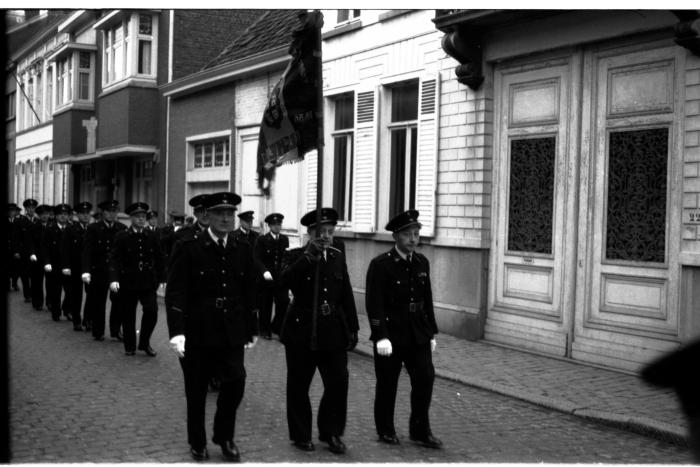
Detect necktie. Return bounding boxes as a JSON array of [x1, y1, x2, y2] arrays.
[[218, 238, 225, 251]]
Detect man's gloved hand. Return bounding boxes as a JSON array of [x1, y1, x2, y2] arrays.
[[376, 338, 393, 356], [43, 264, 52, 273], [30, 254, 37, 262], [347, 332, 358, 351], [170, 335, 185, 358], [81, 273, 91, 284], [109, 282, 120, 293], [431, 338, 437, 352], [304, 238, 325, 261], [62, 268, 71, 276], [263, 271, 273, 281], [245, 336, 258, 350]]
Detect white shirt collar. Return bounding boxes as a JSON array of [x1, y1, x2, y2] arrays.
[[208, 227, 228, 247], [394, 246, 412, 262]]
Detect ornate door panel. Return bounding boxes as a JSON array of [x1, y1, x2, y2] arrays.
[[487, 55, 581, 356], [572, 44, 683, 371]]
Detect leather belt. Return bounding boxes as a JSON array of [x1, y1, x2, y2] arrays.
[[401, 301, 424, 313], [203, 297, 240, 309]]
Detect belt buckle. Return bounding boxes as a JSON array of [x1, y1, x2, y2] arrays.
[[320, 303, 331, 316], [215, 298, 224, 309], [138, 261, 144, 271], [409, 303, 416, 313]]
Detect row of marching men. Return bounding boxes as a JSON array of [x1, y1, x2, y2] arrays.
[[6, 195, 291, 355]]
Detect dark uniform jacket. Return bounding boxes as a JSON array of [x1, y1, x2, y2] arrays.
[[41, 223, 71, 268], [108, 227, 165, 290], [61, 222, 89, 272], [158, 224, 178, 257], [165, 232, 258, 348], [26, 221, 50, 263], [231, 227, 259, 247], [81, 220, 127, 277], [14, 214, 36, 256], [255, 232, 289, 279], [365, 248, 438, 347], [280, 246, 359, 350]]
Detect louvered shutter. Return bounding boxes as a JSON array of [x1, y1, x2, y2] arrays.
[[352, 87, 379, 233], [304, 149, 317, 214], [416, 76, 439, 237]]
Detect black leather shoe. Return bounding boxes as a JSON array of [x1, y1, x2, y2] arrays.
[[410, 433, 443, 449], [292, 440, 315, 451], [64, 313, 72, 321], [94, 336, 104, 341], [322, 435, 346, 454], [73, 325, 83, 331], [139, 346, 157, 357], [190, 446, 209, 461], [24, 298, 32, 303], [216, 440, 240, 462], [125, 350, 135, 356], [112, 331, 124, 341], [378, 433, 400, 445]]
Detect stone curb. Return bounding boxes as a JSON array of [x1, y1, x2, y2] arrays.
[[351, 345, 690, 448]]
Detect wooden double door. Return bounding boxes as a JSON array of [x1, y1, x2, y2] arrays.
[[487, 39, 684, 371]]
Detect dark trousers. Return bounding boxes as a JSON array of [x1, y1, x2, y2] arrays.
[[120, 288, 158, 352], [46, 271, 70, 319], [260, 283, 289, 335], [29, 262, 45, 309], [68, 275, 85, 327], [284, 344, 348, 442], [86, 278, 122, 338], [179, 346, 246, 449], [19, 258, 31, 300], [373, 342, 435, 438]]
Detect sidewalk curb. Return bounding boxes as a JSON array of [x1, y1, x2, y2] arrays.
[[351, 345, 690, 448]]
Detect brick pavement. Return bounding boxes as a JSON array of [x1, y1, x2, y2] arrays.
[[352, 307, 689, 445], [7, 290, 694, 462]]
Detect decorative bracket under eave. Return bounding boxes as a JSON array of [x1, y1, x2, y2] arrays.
[[441, 28, 484, 91], [674, 17, 700, 57]]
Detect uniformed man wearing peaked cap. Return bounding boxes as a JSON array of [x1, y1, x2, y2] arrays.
[[26, 204, 53, 310], [12, 199, 38, 302], [166, 191, 258, 462], [160, 209, 186, 265], [232, 210, 259, 246], [61, 201, 93, 331], [365, 209, 442, 449], [82, 200, 126, 341], [8, 203, 22, 292], [172, 194, 210, 247], [42, 204, 73, 321], [255, 213, 289, 338], [279, 207, 359, 454], [109, 202, 165, 356]]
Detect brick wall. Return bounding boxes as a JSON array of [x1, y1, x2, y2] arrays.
[[234, 71, 281, 128], [683, 51, 700, 256], [435, 59, 493, 248]]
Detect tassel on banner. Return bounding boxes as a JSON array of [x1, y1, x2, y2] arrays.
[[256, 10, 324, 196]]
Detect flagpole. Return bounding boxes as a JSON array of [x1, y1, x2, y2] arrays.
[[310, 10, 324, 351]]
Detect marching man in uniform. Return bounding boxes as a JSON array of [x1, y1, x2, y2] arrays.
[[365, 209, 442, 449], [61, 201, 93, 331], [109, 202, 165, 356], [42, 203, 73, 321], [255, 212, 289, 338], [280, 207, 359, 455], [166, 192, 259, 462]]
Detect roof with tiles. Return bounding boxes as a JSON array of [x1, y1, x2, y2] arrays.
[[203, 9, 306, 70]]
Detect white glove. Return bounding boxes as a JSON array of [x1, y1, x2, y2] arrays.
[[170, 335, 185, 358], [245, 336, 258, 349], [376, 338, 393, 356], [81, 273, 91, 284], [431, 338, 437, 352], [109, 282, 120, 293], [44, 264, 52, 273], [263, 271, 273, 281], [62, 268, 71, 276], [30, 254, 37, 262]]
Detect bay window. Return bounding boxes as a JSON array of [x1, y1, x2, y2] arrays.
[[99, 12, 158, 88]]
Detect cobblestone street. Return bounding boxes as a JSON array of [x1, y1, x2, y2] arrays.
[[7, 291, 694, 463]]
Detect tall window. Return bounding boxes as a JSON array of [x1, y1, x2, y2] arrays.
[[192, 138, 230, 169], [6, 91, 15, 119], [78, 52, 91, 100], [26, 75, 34, 127], [35, 70, 42, 120], [56, 57, 73, 106], [388, 80, 418, 218], [46, 67, 53, 115], [106, 23, 125, 83], [337, 9, 360, 23], [332, 93, 354, 221], [137, 14, 153, 75]]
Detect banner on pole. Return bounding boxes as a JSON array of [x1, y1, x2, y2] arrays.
[[257, 10, 323, 195]]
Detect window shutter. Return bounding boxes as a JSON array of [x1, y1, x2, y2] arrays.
[[352, 87, 379, 233], [304, 149, 318, 214], [416, 76, 439, 237]]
